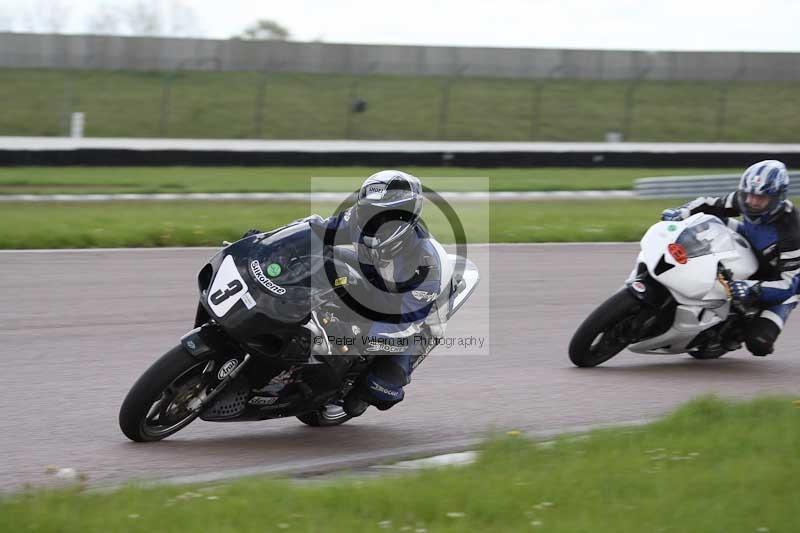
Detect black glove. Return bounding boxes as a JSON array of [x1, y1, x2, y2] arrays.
[[661, 207, 688, 221], [729, 280, 760, 302], [241, 228, 263, 238]]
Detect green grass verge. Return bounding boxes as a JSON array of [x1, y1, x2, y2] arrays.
[[0, 199, 680, 249], [3, 396, 798, 532], [3, 68, 800, 142], [0, 167, 741, 195]]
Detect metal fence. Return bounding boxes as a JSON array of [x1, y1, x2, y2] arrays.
[[4, 33, 800, 81], [635, 173, 800, 198], [4, 66, 800, 142]]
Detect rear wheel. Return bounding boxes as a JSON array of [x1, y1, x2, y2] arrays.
[[119, 346, 213, 442], [296, 402, 352, 427], [569, 290, 643, 367]]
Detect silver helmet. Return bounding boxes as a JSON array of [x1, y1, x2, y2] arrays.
[[354, 170, 423, 262]]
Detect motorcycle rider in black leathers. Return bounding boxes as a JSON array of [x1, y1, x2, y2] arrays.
[[313, 170, 448, 417], [661, 159, 800, 356], [245, 171, 446, 417]]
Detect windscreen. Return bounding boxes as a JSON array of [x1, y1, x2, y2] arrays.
[[675, 216, 735, 259], [249, 223, 320, 291]]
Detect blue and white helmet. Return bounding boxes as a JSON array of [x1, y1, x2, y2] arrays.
[[737, 159, 790, 224]]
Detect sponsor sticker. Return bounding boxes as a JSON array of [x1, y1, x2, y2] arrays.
[[334, 276, 348, 287], [266, 263, 282, 277], [250, 260, 287, 295], [366, 341, 406, 353], [667, 224, 677, 232], [369, 380, 401, 397], [412, 290, 437, 302], [217, 359, 238, 380], [365, 183, 387, 200], [249, 396, 279, 406], [241, 291, 256, 310]]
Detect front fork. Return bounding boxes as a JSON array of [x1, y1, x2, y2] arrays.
[[180, 322, 252, 414], [623, 271, 673, 342]]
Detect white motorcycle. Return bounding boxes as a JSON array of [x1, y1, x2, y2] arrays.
[[569, 213, 759, 367]]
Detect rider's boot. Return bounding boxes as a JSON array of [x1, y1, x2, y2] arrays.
[[343, 391, 369, 417], [720, 320, 745, 352]]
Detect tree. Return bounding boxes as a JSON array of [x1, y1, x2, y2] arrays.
[[235, 19, 290, 41], [122, 0, 161, 36], [86, 1, 199, 37], [164, 1, 199, 38], [19, 0, 71, 33], [86, 4, 122, 35]]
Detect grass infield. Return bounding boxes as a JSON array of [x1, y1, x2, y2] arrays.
[[3, 396, 798, 532], [4, 68, 800, 142], [0, 166, 740, 195], [0, 198, 680, 249]]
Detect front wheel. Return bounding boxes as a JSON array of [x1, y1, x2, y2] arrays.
[[119, 345, 211, 442], [569, 289, 642, 367]]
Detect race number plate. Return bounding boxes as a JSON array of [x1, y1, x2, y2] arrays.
[[207, 255, 253, 317]]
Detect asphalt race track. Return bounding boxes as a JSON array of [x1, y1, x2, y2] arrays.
[[2, 244, 799, 491]]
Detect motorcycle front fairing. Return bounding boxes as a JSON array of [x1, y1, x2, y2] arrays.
[[629, 214, 758, 354], [189, 223, 366, 420], [198, 224, 361, 336]]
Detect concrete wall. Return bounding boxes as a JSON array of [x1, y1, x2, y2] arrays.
[[2, 32, 800, 81]]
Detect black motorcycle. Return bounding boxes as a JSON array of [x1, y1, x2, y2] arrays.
[[119, 220, 480, 442]]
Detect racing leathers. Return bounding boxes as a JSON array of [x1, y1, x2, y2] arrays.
[[674, 192, 800, 355], [320, 207, 448, 409]]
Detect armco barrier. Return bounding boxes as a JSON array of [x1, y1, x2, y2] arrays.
[[635, 173, 800, 198], [4, 138, 800, 168]]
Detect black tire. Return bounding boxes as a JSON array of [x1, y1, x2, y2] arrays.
[[296, 404, 352, 427], [119, 345, 207, 442], [569, 289, 642, 368]]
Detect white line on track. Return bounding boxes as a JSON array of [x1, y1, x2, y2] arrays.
[[0, 191, 634, 202], [129, 418, 652, 489], [0, 242, 638, 253]]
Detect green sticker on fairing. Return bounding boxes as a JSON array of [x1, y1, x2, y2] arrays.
[[667, 224, 677, 231], [266, 263, 282, 276]]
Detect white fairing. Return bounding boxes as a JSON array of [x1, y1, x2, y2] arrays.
[[431, 239, 455, 294], [425, 254, 480, 338], [628, 214, 758, 354], [446, 254, 480, 317]]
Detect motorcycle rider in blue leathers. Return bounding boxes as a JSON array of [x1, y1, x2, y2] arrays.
[[318, 171, 447, 417], [661, 160, 800, 357]]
